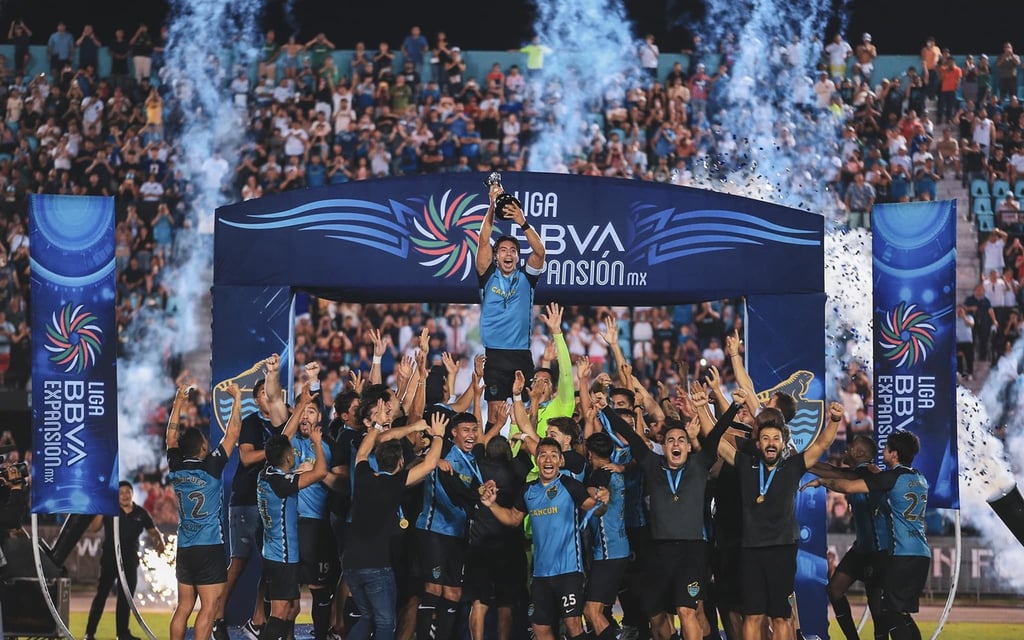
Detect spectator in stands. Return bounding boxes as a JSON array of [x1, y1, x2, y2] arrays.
[[825, 33, 853, 82], [997, 42, 1021, 100], [130, 24, 153, 84]]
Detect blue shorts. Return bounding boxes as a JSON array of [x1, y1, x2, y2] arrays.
[[229, 505, 263, 560]]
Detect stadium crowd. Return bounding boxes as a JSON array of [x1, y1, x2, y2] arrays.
[[0, 16, 1020, 640]]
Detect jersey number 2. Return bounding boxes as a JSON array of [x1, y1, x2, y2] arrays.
[[176, 489, 208, 520]]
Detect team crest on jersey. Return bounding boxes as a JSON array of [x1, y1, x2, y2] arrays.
[[432, 566, 442, 580], [546, 484, 559, 500], [528, 604, 535, 617], [687, 581, 700, 598], [756, 370, 823, 453]]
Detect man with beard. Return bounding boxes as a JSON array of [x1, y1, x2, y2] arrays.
[[717, 401, 843, 640], [602, 387, 739, 640]]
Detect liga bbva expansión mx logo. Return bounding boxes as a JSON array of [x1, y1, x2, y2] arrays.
[[43, 303, 103, 373], [878, 302, 936, 367], [410, 190, 487, 280]]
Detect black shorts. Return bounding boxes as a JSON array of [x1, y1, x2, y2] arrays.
[[636, 540, 707, 615], [710, 543, 742, 607], [463, 545, 528, 607], [176, 544, 227, 586], [529, 572, 584, 627], [262, 559, 300, 601], [835, 547, 887, 587], [417, 530, 466, 588], [585, 558, 629, 605], [883, 555, 929, 613], [299, 518, 340, 587], [483, 349, 535, 402], [740, 544, 797, 619]]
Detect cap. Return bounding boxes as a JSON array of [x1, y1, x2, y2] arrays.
[[981, 54, 989, 60], [863, 33, 872, 42], [451, 46, 461, 52]]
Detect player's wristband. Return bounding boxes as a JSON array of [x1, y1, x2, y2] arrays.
[[431, 434, 443, 439], [372, 355, 382, 365], [521, 221, 531, 232], [309, 380, 321, 392], [513, 394, 523, 402]]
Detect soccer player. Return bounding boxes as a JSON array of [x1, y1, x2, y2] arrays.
[[803, 430, 929, 640], [219, 354, 289, 640], [479, 438, 610, 640], [809, 435, 890, 640], [605, 388, 737, 640], [344, 408, 449, 640], [288, 368, 347, 640], [581, 432, 629, 640], [167, 382, 241, 640], [414, 411, 484, 640], [717, 400, 843, 640], [475, 179, 546, 415], [257, 392, 328, 640]]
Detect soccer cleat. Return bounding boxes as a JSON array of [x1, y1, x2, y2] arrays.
[[212, 618, 230, 640], [242, 618, 263, 640]]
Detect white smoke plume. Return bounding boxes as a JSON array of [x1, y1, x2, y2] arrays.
[[526, 0, 643, 172], [117, 0, 263, 478]]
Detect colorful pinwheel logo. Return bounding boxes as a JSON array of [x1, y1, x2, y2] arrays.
[[411, 190, 487, 280], [44, 303, 103, 373], [878, 302, 936, 367]]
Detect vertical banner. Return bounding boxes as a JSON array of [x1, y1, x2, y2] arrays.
[[872, 200, 959, 509], [748, 293, 828, 638], [29, 195, 119, 515]]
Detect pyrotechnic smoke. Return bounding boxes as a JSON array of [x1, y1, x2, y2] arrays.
[[526, 0, 643, 172], [115, 0, 262, 538]]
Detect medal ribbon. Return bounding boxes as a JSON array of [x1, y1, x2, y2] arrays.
[[759, 461, 779, 499]]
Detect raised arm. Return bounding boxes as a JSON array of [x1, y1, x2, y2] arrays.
[[406, 413, 450, 485], [220, 383, 243, 457], [703, 365, 730, 416], [368, 328, 385, 385], [476, 183, 502, 275], [511, 370, 539, 455], [165, 384, 190, 449], [576, 357, 599, 439], [482, 399, 510, 446], [541, 303, 574, 409], [504, 196, 544, 271], [281, 384, 315, 440], [802, 401, 844, 468], [599, 406, 649, 462], [297, 425, 328, 489], [725, 330, 760, 416], [262, 353, 290, 426]]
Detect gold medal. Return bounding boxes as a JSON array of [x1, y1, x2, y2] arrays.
[[756, 495, 765, 504], [673, 495, 679, 502], [478, 485, 486, 496], [399, 518, 409, 529]]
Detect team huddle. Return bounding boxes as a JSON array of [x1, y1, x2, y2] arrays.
[[163, 184, 931, 640]]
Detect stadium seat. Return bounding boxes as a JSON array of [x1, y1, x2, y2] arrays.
[[992, 179, 1011, 200], [1014, 180, 1024, 200], [5, 121, 17, 135], [0, 154, 11, 164], [973, 197, 993, 216], [977, 213, 995, 232], [971, 179, 991, 200]]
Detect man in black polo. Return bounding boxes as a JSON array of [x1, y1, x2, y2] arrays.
[[84, 482, 165, 640], [717, 400, 843, 640]]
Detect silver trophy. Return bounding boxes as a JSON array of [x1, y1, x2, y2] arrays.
[[485, 172, 521, 220]]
